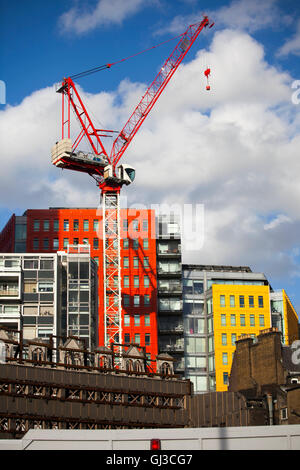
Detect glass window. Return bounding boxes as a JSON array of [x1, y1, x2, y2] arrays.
[[43, 220, 49, 231], [222, 333, 227, 345], [134, 295, 140, 307], [221, 314, 226, 326], [132, 238, 139, 250], [123, 219, 128, 231], [134, 276, 139, 288], [40, 259, 53, 270], [124, 276, 129, 288], [124, 333, 130, 344], [83, 220, 89, 231], [258, 296, 264, 308], [93, 238, 99, 249], [220, 295, 225, 307], [183, 279, 193, 294], [123, 257, 129, 268], [240, 314, 246, 326], [230, 295, 235, 308], [52, 238, 58, 249], [133, 257, 139, 268], [239, 295, 245, 308], [193, 281, 203, 295], [43, 238, 49, 249], [38, 281, 53, 292], [195, 318, 205, 334], [53, 219, 59, 231], [63, 219, 69, 231], [145, 334, 150, 346], [33, 220, 40, 231], [73, 219, 79, 231], [124, 315, 130, 326], [63, 238, 69, 248], [143, 238, 148, 249], [259, 315, 265, 327], [144, 257, 149, 268], [134, 334, 140, 345], [144, 294, 150, 306], [132, 219, 139, 231], [123, 294, 130, 306], [93, 219, 99, 232], [33, 239, 39, 250], [249, 295, 254, 308], [83, 238, 89, 245], [144, 314, 150, 326], [142, 220, 148, 231], [231, 314, 236, 326], [134, 314, 140, 326], [250, 314, 255, 326], [123, 238, 129, 249], [223, 372, 229, 385], [144, 276, 149, 288], [24, 259, 38, 269], [73, 238, 79, 245], [222, 352, 228, 365], [231, 333, 237, 345], [79, 262, 89, 279]]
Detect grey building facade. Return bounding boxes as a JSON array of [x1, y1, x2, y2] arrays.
[[0, 246, 98, 350], [156, 214, 184, 375]]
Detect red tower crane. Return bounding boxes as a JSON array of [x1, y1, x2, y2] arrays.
[[51, 15, 214, 358]]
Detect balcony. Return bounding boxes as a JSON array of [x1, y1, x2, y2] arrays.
[[157, 247, 181, 257], [0, 277, 20, 299], [158, 300, 183, 314], [158, 283, 182, 295], [159, 343, 184, 353], [157, 270, 182, 278], [158, 322, 184, 334]]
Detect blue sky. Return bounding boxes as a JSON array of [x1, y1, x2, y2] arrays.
[[1, 0, 300, 312]]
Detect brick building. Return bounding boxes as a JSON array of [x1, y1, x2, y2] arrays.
[[228, 328, 300, 425]]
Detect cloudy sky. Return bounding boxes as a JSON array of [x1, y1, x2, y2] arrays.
[[1, 0, 300, 311]]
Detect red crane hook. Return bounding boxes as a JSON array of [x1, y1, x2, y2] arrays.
[[204, 67, 211, 90]]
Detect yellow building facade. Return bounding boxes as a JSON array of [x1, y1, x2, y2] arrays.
[[209, 284, 272, 392], [282, 289, 299, 345]]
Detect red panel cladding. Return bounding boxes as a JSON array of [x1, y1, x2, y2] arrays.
[[24, 207, 158, 366], [0, 214, 16, 252]]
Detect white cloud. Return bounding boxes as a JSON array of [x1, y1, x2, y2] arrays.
[[264, 214, 292, 231], [1, 27, 300, 285], [58, 0, 147, 34], [277, 19, 300, 57]]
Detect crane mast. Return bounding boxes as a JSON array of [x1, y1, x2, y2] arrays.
[[51, 15, 214, 360]]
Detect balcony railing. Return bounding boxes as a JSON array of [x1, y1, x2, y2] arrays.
[[157, 248, 181, 256], [159, 343, 184, 353], [0, 288, 19, 296], [158, 284, 182, 294], [159, 324, 184, 334], [157, 268, 181, 275]]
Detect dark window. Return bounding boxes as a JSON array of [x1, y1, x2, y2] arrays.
[[124, 333, 130, 344]]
